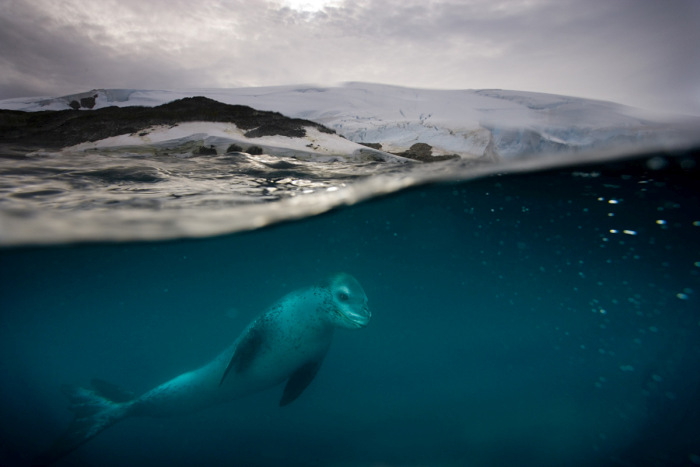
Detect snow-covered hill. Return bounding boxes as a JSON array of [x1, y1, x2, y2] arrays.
[[65, 121, 408, 163], [1, 83, 696, 159]]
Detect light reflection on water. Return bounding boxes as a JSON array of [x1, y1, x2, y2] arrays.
[[0, 140, 698, 245]]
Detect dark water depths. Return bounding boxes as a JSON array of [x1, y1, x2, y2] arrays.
[[1, 152, 699, 466]]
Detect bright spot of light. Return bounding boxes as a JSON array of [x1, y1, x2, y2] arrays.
[[281, 0, 340, 12]]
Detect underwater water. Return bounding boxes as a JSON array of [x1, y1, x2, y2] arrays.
[[1, 150, 700, 467]]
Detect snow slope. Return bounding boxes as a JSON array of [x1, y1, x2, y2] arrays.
[[64, 121, 407, 162], [2, 83, 696, 159]]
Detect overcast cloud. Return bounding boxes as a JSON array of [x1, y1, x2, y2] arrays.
[[1, 0, 698, 115]]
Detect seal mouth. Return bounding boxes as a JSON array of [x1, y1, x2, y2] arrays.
[[340, 306, 371, 328]]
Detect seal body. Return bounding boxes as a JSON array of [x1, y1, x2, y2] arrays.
[[36, 273, 370, 465]]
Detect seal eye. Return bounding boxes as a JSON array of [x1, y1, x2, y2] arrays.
[[338, 292, 349, 302]]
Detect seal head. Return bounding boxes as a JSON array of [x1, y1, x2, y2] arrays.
[[322, 272, 371, 329]]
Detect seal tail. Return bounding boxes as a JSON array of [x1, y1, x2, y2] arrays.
[[34, 379, 135, 466]]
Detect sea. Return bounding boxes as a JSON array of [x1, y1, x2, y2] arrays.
[[1, 142, 699, 467]]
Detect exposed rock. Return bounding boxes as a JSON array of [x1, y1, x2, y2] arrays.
[[247, 145, 263, 155], [0, 96, 336, 149], [79, 95, 98, 109], [197, 145, 217, 155], [408, 142, 433, 158], [68, 94, 99, 110], [393, 142, 459, 162], [244, 124, 304, 139], [226, 143, 243, 153], [359, 142, 382, 149]]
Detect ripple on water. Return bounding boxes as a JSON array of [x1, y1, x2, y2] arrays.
[[10, 189, 66, 199], [73, 166, 166, 183]]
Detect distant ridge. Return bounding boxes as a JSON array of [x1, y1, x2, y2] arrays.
[[1, 83, 698, 159]]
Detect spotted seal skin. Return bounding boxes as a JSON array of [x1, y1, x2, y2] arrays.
[[35, 273, 371, 465]]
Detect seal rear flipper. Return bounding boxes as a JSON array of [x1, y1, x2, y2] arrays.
[[33, 384, 132, 466], [279, 359, 324, 407], [219, 322, 265, 386]]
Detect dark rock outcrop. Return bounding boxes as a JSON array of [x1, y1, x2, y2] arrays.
[[68, 94, 99, 110], [0, 96, 336, 149], [197, 145, 217, 155], [406, 143, 433, 158], [394, 143, 459, 162], [226, 143, 243, 153], [79, 95, 97, 109], [247, 145, 263, 155]]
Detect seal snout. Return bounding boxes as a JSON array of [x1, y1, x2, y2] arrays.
[[345, 305, 371, 328]]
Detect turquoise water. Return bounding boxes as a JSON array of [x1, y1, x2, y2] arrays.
[[1, 152, 699, 466]]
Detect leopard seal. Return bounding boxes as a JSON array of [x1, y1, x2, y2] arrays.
[[35, 272, 371, 465]]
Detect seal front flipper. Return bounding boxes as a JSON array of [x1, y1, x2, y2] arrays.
[[219, 322, 265, 386], [279, 359, 324, 406]]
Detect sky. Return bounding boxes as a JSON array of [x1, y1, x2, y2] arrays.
[[1, 0, 699, 115]]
